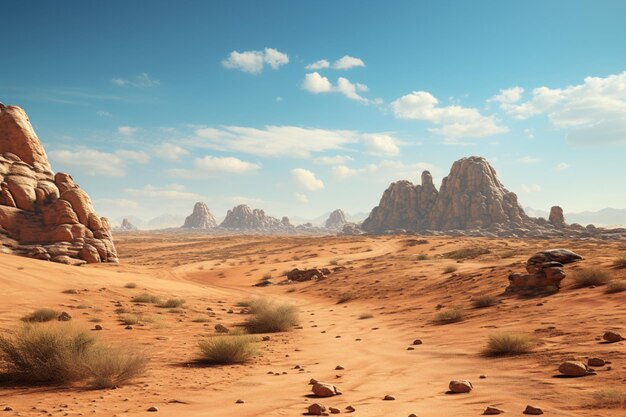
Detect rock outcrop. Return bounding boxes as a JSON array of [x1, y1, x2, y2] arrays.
[[0, 103, 117, 264], [220, 204, 293, 231], [115, 218, 137, 232], [507, 249, 583, 292], [181, 202, 217, 229], [324, 209, 347, 230], [362, 171, 438, 233], [549, 206, 567, 228]]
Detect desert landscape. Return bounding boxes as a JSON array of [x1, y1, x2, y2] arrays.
[[2, 2, 626, 416]]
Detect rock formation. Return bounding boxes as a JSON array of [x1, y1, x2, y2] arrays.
[[362, 171, 438, 233], [325, 209, 347, 230], [116, 218, 137, 232], [220, 204, 293, 231], [181, 202, 217, 229], [549, 205, 567, 228], [0, 103, 117, 264], [507, 249, 583, 292]]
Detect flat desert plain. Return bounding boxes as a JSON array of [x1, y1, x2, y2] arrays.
[[1, 233, 625, 416]]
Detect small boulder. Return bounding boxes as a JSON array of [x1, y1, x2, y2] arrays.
[[329, 407, 340, 414], [588, 358, 605, 367], [147, 406, 158, 412], [383, 395, 395, 400], [484, 406, 504, 415], [307, 403, 326, 415], [523, 405, 543, 415], [312, 382, 341, 397], [448, 380, 473, 393], [603, 331, 624, 343], [558, 361, 591, 377]]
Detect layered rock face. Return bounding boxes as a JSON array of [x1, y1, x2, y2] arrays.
[[220, 204, 293, 231], [362, 171, 438, 233], [0, 104, 117, 264], [324, 209, 347, 230], [181, 202, 217, 229], [428, 157, 528, 230]]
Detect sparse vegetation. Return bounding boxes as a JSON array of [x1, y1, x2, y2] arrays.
[[443, 265, 458, 274], [444, 247, 490, 260], [0, 323, 146, 388], [613, 255, 626, 269], [243, 300, 299, 333], [472, 295, 498, 308], [337, 292, 356, 304], [593, 389, 626, 408], [606, 280, 626, 294], [416, 254, 429, 261], [131, 293, 161, 304], [21, 308, 59, 323], [435, 308, 464, 324], [124, 282, 137, 289], [158, 298, 185, 308], [192, 317, 210, 323], [197, 333, 257, 364], [120, 314, 141, 325], [572, 268, 611, 288], [485, 332, 533, 356]]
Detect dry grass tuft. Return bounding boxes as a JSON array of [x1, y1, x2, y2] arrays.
[[337, 292, 356, 304], [124, 282, 137, 289], [592, 390, 626, 408], [485, 333, 533, 356], [131, 293, 161, 304], [606, 280, 626, 294], [416, 254, 429, 261], [120, 314, 141, 325], [472, 295, 498, 308], [444, 247, 490, 260], [62, 289, 79, 294], [243, 300, 299, 333], [435, 308, 464, 324], [197, 333, 257, 365], [158, 298, 185, 309], [21, 308, 59, 323], [613, 255, 626, 269], [572, 267, 611, 288], [443, 265, 458, 274]]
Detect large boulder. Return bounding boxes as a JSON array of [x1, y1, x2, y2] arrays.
[[181, 202, 217, 229], [548, 206, 567, 228], [507, 249, 582, 292], [0, 103, 117, 265]]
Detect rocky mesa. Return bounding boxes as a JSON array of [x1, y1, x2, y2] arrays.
[[220, 204, 293, 231], [0, 103, 117, 264]]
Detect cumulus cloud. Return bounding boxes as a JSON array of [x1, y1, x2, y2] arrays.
[[302, 72, 368, 102], [518, 156, 541, 164], [333, 55, 365, 70], [117, 126, 138, 136], [95, 198, 139, 210], [222, 48, 289, 73], [294, 192, 309, 203], [125, 184, 203, 200], [555, 162, 571, 171], [154, 143, 190, 161], [497, 71, 626, 145], [194, 156, 260, 174], [363, 134, 400, 156], [50, 148, 149, 176], [291, 168, 324, 191], [314, 155, 354, 165], [305, 59, 330, 70], [332, 160, 435, 182], [111, 73, 160, 88], [391, 91, 508, 139], [488, 86, 524, 104]]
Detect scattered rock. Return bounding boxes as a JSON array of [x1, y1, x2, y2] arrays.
[[345, 405, 355, 412], [413, 339, 423, 345], [307, 403, 326, 415], [507, 248, 583, 292], [3, 407, 12, 412], [448, 380, 473, 393], [603, 331, 624, 343], [147, 406, 158, 412], [484, 406, 503, 415], [312, 382, 341, 397], [558, 361, 591, 377], [335, 365, 344, 370], [94, 324, 103, 331], [235, 399, 244, 404], [523, 405, 543, 415], [383, 394, 395, 400], [588, 358, 605, 367], [286, 268, 331, 282], [329, 407, 340, 414]]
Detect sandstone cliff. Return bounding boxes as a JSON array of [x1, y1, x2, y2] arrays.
[[0, 103, 117, 264], [182, 202, 217, 229]]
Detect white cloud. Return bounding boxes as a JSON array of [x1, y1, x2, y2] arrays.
[[125, 184, 203, 200], [363, 134, 400, 155], [333, 55, 365, 70], [50, 148, 150, 176], [555, 162, 570, 171], [111, 73, 159, 88], [314, 155, 354, 165], [222, 48, 289, 73], [305, 59, 330, 70], [391, 91, 508, 139], [518, 156, 541, 164], [520, 184, 542, 193], [488, 86, 524, 104], [193, 125, 361, 158], [291, 168, 324, 191], [332, 160, 435, 182], [524, 128, 535, 139], [294, 192, 309, 203], [117, 126, 138, 136], [95, 198, 139, 210], [154, 143, 189, 161], [302, 72, 368, 102], [194, 156, 260, 174], [498, 71, 626, 145], [302, 72, 333, 93]]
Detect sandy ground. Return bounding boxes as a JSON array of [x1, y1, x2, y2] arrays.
[[0, 232, 625, 416]]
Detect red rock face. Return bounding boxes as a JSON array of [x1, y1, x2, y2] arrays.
[[0, 103, 117, 265]]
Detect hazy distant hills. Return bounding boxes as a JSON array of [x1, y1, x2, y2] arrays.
[[525, 207, 626, 227], [290, 211, 369, 226]]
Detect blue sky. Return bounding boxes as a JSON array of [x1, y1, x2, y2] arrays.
[[2, 0, 626, 223]]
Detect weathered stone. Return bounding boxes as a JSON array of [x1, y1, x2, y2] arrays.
[[448, 380, 473, 393], [312, 382, 341, 397], [325, 209, 347, 230], [558, 361, 590, 377], [523, 405, 543, 415], [603, 331, 624, 343], [182, 202, 217, 229], [549, 206, 567, 228], [307, 403, 326, 415]]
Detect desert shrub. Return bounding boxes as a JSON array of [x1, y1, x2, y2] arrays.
[[261, 272, 272, 280], [435, 308, 464, 324], [21, 308, 59, 323], [124, 282, 137, 289], [358, 313, 373, 320], [593, 390, 626, 408], [337, 292, 356, 304], [244, 300, 299, 333], [606, 280, 626, 294], [613, 256, 626, 269], [192, 317, 210, 323], [197, 333, 257, 365], [572, 268, 611, 288], [416, 254, 429, 261], [444, 247, 490, 260], [473, 295, 498, 308], [158, 298, 185, 308], [62, 289, 79, 294], [485, 333, 533, 356], [131, 293, 161, 304], [443, 265, 458, 274], [0, 323, 146, 388], [120, 314, 140, 325]]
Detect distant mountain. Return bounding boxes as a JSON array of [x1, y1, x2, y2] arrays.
[[290, 211, 368, 226], [525, 207, 626, 227]]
